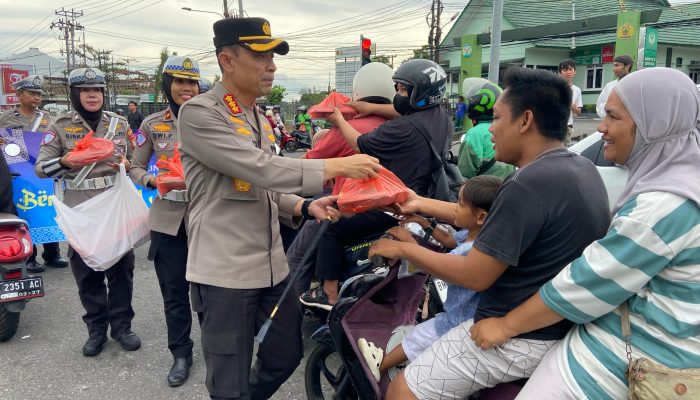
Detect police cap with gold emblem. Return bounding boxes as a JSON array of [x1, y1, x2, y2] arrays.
[[162, 55, 201, 81], [213, 17, 289, 55], [68, 67, 107, 88], [11, 74, 45, 93]]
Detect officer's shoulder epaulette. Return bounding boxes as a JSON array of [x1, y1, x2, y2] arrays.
[[54, 111, 76, 123], [142, 110, 165, 124], [103, 110, 128, 122]]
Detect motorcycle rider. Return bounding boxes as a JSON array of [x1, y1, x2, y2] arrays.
[[300, 59, 452, 310], [457, 78, 515, 179], [290, 62, 397, 295]]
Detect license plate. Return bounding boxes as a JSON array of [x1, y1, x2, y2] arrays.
[[0, 277, 44, 302]]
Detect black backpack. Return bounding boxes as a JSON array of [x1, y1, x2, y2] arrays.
[[406, 117, 464, 203]]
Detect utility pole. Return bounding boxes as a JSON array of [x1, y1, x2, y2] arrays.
[[223, 0, 231, 18], [427, 0, 436, 60], [488, 0, 504, 83], [571, 0, 576, 49], [51, 8, 83, 72], [238, 0, 244, 17], [434, 0, 443, 63]]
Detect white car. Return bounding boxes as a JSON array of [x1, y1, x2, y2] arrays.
[[568, 132, 628, 209]]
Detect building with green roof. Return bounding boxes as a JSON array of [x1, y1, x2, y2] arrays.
[[439, 0, 700, 107]]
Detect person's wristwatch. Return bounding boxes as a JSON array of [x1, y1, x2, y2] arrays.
[[422, 219, 438, 243], [300, 198, 313, 219]]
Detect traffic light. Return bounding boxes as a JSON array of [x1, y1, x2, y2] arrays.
[[361, 37, 372, 66]]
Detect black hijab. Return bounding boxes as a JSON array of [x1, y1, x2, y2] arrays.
[[70, 87, 103, 132], [162, 74, 181, 118]]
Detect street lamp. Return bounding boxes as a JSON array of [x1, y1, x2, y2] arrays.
[[181, 7, 225, 18]]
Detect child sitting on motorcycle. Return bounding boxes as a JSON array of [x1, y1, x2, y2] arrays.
[[358, 175, 502, 382]]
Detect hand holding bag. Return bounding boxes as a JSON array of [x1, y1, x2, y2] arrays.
[[52, 164, 149, 271]]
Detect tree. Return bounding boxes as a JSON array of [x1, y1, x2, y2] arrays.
[[402, 45, 431, 64], [371, 55, 392, 68], [266, 84, 286, 104], [153, 47, 172, 103], [299, 89, 329, 105]]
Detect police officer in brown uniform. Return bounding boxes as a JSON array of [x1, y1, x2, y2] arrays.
[[178, 17, 381, 400], [130, 55, 200, 386], [0, 75, 68, 272], [34, 67, 141, 357]]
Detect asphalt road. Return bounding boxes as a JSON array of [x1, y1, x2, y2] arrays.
[[0, 117, 601, 400], [0, 243, 325, 400]]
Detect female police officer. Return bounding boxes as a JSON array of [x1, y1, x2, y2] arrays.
[[35, 67, 140, 358], [129, 55, 200, 387]]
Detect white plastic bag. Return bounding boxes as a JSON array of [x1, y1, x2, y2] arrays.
[[52, 164, 149, 271]]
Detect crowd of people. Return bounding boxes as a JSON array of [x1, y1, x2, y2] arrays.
[[1, 14, 699, 400]]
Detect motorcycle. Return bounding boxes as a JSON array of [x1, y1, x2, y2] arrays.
[[281, 127, 313, 153], [303, 223, 526, 399], [304, 223, 446, 399], [0, 212, 44, 341]]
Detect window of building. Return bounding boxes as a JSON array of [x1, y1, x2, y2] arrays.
[[690, 71, 699, 84], [585, 66, 603, 89], [676, 57, 683, 67]]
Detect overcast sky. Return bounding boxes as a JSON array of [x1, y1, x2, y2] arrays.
[[0, 0, 456, 98]]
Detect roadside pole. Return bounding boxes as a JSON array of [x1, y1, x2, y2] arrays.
[[488, 0, 504, 83]]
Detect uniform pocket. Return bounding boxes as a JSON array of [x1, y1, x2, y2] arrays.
[[202, 331, 243, 397]]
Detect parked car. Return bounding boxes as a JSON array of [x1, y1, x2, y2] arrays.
[[569, 131, 628, 208]]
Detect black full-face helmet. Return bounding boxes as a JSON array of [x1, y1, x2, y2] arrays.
[[392, 59, 447, 110]]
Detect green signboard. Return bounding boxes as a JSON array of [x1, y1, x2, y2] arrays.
[[643, 27, 658, 68], [615, 11, 641, 71], [459, 34, 482, 95], [573, 47, 602, 65]]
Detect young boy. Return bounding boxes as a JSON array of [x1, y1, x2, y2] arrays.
[[558, 59, 583, 143], [358, 175, 502, 382]]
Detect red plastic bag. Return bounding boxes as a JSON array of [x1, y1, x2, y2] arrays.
[[337, 168, 410, 213], [65, 130, 114, 166], [155, 144, 186, 196], [309, 92, 358, 120]]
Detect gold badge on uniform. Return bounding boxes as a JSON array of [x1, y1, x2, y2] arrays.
[[267, 133, 276, 143], [64, 126, 84, 134], [40, 118, 48, 126], [183, 58, 194, 71], [165, 110, 172, 120], [223, 94, 241, 114], [262, 21, 271, 36], [234, 179, 252, 192], [153, 123, 172, 132], [236, 126, 252, 136], [228, 116, 244, 125]]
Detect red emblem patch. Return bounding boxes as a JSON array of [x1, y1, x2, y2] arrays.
[[223, 94, 241, 114]]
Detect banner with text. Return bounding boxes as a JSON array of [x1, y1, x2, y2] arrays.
[[1, 128, 158, 244]]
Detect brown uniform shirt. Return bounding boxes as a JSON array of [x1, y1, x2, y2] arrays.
[[0, 106, 52, 132], [130, 108, 186, 236], [178, 82, 325, 289], [35, 110, 134, 208]]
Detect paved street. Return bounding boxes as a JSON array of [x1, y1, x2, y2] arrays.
[[0, 243, 322, 400], [0, 116, 601, 400]]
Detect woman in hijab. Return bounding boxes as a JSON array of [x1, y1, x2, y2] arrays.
[[469, 67, 700, 399]]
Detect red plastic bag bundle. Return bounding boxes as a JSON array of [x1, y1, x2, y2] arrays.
[[337, 168, 410, 213], [155, 144, 186, 196], [309, 92, 358, 120], [65, 131, 114, 166]]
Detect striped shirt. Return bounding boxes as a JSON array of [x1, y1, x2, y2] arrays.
[[540, 192, 700, 399]]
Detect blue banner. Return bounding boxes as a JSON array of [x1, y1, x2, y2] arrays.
[[1, 128, 158, 244]]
